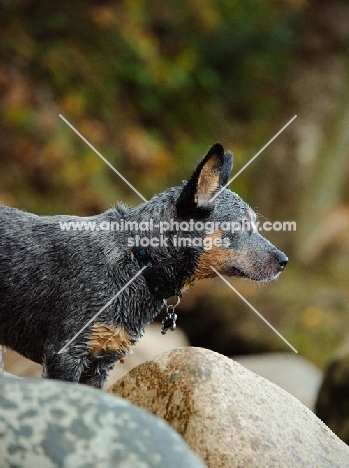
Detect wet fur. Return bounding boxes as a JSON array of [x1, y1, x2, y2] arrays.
[[0, 143, 287, 388]]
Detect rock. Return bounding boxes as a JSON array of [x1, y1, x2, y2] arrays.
[[108, 347, 349, 468], [2, 347, 42, 378], [2, 371, 19, 378], [0, 376, 205, 468], [106, 323, 189, 386], [234, 353, 322, 410]]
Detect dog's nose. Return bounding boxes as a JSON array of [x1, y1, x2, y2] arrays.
[[276, 252, 288, 271]]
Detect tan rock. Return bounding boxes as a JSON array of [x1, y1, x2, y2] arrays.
[[234, 352, 322, 410], [108, 347, 349, 468], [106, 323, 189, 386]]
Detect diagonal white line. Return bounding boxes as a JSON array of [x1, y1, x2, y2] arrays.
[[210, 115, 297, 202], [210, 267, 298, 353], [58, 266, 147, 354], [59, 114, 148, 202]]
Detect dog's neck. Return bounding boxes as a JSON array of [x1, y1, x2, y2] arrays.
[[109, 191, 199, 301], [132, 245, 183, 300]]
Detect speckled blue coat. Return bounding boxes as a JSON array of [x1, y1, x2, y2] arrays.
[[0, 144, 287, 387]]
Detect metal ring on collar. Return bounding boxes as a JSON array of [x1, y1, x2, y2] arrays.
[[163, 296, 181, 308]]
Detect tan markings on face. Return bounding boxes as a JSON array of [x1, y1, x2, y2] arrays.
[[88, 324, 133, 355], [195, 157, 220, 204], [182, 230, 264, 291], [182, 231, 231, 290]]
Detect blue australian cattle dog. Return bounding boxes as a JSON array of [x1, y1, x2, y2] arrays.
[[0, 143, 287, 388]]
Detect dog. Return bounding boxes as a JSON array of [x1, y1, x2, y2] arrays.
[[0, 143, 287, 388]]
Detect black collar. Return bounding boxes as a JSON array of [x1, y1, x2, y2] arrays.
[[132, 246, 181, 299]]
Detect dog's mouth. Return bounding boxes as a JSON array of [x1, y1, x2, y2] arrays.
[[227, 266, 280, 282], [224, 249, 287, 282], [228, 266, 250, 279]]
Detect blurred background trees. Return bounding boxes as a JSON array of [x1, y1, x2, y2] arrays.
[[1, 0, 349, 367], [0, 0, 299, 211]]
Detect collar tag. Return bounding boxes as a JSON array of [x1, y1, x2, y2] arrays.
[[161, 297, 181, 335]]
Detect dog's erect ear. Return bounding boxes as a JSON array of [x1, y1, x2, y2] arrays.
[[176, 143, 233, 218]]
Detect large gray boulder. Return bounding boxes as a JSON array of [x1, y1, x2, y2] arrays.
[[0, 376, 205, 468], [108, 347, 349, 468]]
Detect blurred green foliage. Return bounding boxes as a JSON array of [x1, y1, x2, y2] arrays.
[[3, 0, 349, 369], [0, 0, 302, 214]]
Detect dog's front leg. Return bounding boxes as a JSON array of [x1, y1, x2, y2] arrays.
[[42, 350, 83, 384], [78, 361, 113, 389]]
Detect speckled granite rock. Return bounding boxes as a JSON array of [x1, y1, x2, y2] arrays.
[[108, 347, 349, 468], [0, 376, 205, 468]]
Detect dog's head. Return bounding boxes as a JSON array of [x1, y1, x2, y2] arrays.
[[174, 143, 288, 287]]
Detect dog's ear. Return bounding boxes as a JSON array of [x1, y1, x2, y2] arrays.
[[176, 143, 233, 218]]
